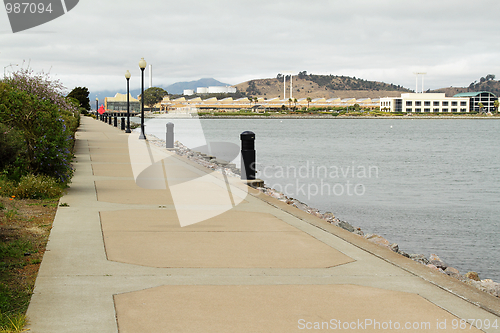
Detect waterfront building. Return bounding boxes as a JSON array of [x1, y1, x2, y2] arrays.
[[380, 93, 469, 113], [234, 97, 251, 105], [356, 98, 372, 106], [158, 95, 381, 112], [340, 98, 356, 107], [326, 98, 341, 104], [104, 93, 140, 112], [453, 91, 498, 113]]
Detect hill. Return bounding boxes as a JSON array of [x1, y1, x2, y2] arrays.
[[234, 72, 412, 99], [431, 74, 500, 97]]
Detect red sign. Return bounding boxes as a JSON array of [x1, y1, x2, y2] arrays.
[[98, 105, 105, 115]]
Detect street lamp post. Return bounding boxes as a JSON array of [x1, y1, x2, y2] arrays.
[[95, 97, 98, 116], [138, 57, 147, 140], [125, 70, 131, 133]]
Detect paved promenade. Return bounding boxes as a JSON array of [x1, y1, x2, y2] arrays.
[[26, 116, 500, 332]]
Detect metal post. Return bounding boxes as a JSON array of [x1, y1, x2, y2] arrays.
[[166, 122, 174, 148], [126, 83, 131, 132], [240, 131, 256, 180], [108, 115, 112, 125], [139, 67, 146, 139], [114, 116, 117, 127], [121, 117, 125, 130], [125, 72, 131, 133]]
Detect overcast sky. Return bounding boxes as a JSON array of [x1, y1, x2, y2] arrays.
[[1, 0, 499, 96]]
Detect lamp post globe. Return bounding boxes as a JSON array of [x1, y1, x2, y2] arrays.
[[138, 58, 147, 140], [125, 70, 132, 133]]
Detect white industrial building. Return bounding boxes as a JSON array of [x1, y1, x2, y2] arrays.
[[195, 86, 237, 94], [380, 93, 469, 113]]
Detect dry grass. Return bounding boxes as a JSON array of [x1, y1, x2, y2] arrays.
[[0, 197, 58, 332]]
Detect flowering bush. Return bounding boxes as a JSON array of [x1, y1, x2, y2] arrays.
[[12, 174, 65, 199], [0, 69, 80, 184], [4, 68, 78, 115]]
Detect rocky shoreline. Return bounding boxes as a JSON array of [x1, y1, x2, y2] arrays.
[[146, 134, 500, 298]]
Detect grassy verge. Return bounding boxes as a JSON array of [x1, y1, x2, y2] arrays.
[[0, 195, 58, 332]]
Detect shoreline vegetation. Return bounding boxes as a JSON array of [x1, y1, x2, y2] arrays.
[[146, 133, 500, 299], [1, 69, 81, 332]]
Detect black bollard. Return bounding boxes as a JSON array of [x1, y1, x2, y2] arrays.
[[121, 117, 125, 130], [108, 115, 112, 125], [166, 122, 174, 148], [240, 131, 256, 180], [114, 116, 118, 127]]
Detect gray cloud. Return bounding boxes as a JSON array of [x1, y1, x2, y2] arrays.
[[1, 0, 499, 95]]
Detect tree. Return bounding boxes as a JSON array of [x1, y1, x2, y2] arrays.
[[306, 97, 312, 109], [67, 86, 90, 110], [478, 102, 485, 114], [140, 87, 167, 111], [494, 100, 499, 114]]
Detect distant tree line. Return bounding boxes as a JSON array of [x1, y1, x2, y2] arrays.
[[275, 71, 411, 92], [468, 74, 500, 96]]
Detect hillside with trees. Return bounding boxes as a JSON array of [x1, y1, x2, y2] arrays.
[[235, 71, 412, 99], [431, 74, 500, 97]]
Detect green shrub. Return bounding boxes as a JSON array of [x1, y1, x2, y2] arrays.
[[0, 124, 25, 172], [0, 69, 80, 184], [0, 178, 16, 197], [12, 174, 64, 199]]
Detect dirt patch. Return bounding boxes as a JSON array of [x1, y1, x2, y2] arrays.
[[0, 196, 58, 318]]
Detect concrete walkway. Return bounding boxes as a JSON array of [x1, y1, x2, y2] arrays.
[[26, 116, 500, 332]]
